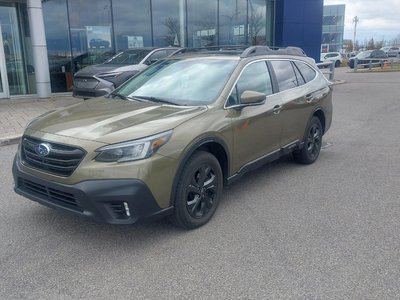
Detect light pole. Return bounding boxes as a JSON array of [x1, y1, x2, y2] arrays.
[[353, 16, 359, 52]]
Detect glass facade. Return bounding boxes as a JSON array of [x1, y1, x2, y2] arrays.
[[42, 0, 275, 93], [321, 4, 345, 53], [0, 2, 35, 96], [1, 0, 276, 96]]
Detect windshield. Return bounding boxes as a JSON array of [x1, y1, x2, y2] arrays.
[[356, 51, 372, 59], [104, 49, 152, 65], [115, 58, 238, 105]]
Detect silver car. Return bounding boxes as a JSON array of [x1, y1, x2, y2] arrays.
[[73, 47, 181, 98]]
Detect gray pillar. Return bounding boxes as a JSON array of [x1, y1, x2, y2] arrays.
[[27, 0, 51, 98]]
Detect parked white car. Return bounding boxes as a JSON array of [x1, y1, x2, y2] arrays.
[[320, 52, 343, 67], [387, 46, 400, 57]]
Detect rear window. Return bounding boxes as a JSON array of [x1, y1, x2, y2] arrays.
[[294, 62, 316, 83], [105, 49, 152, 65]]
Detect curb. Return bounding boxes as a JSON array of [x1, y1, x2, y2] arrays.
[[0, 135, 21, 147], [330, 79, 346, 85]]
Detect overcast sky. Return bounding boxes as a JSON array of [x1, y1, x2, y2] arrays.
[[324, 0, 400, 44]]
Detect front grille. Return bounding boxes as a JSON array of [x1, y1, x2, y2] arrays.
[[19, 178, 82, 211], [21, 137, 86, 177], [73, 77, 99, 89]]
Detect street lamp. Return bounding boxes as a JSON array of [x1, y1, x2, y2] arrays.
[[353, 16, 359, 52]]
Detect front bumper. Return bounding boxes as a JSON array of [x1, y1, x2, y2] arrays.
[[13, 158, 173, 224]]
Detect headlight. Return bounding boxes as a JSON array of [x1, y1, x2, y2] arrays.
[[96, 71, 123, 79], [95, 130, 172, 163]]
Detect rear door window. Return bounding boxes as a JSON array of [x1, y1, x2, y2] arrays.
[[270, 60, 298, 92]]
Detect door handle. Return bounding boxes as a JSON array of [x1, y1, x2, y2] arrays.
[[305, 94, 314, 102], [273, 105, 282, 114]]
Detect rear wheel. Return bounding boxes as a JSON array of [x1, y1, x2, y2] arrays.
[[171, 151, 223, 229], [335, 60, 340, 67], [293, 117, 323, 164]]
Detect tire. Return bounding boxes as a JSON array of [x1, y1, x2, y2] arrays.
[[335, 60, 340, 67], [293, 117, 323, 164], [171, 151, 223, 229]]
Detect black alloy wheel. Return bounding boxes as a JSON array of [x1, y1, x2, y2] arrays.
[[293, 117, 323, 164], [171, 151, 222, 229]]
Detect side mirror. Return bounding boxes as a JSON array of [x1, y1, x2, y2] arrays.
[[240, 90, 266, 105]]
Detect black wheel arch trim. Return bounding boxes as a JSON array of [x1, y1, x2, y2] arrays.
[[300, 107, 325, 148], [169, 136, 231, 206]]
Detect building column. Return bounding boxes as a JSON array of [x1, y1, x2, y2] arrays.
[[27, 0, 51, 98]]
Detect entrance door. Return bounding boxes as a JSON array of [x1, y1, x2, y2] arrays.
[[0, 24, 9, 98]]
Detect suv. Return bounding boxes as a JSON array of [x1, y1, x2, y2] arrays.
[[387, 46, 400, 57], [73, 47, 181, 98], [13, 46, 333, 229], [320, 52, 343, 67], [348, 50, 388, 69]]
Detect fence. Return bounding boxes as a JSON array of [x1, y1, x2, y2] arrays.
[[352, 57, 400, 72]]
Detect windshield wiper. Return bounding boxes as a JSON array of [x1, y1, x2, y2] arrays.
[[133, 96, 179, 106], [110, 93, 145, 102]]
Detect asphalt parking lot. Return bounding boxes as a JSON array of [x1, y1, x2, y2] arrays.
[[0, 68, 399, 299]]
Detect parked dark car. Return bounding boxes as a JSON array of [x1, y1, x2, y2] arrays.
[[73, 47, 181, 98], [89, 38, 110, 49], [348, 50, 387, 69]]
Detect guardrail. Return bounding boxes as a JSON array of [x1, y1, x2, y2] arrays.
[[316, 61, 335, 81], [352, 57, 400, 72]]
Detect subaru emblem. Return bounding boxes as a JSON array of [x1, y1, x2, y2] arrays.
[[35, 143, 51, 157]]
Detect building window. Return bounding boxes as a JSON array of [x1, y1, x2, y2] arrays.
[[187, 0, 218, 47], [112, 0, 152, 50], [152, 0, 184, 47], [67, 0, 114, 75], [219, 0, 247, 46], [43, 0, 71, 93], [0, 3, 31, 95]]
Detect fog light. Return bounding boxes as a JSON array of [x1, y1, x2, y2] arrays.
[[123, 202, 131, 217]]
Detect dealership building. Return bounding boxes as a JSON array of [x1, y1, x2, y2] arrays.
[[0, 0, 323, 99]]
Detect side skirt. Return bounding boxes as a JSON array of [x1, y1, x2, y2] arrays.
[[226, 140, 299, 185]]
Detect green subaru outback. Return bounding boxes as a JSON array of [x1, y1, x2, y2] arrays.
[[13, 46, 333, 229]]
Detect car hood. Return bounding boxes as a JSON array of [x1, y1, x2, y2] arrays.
[[74, 64, 144, 77], [28, 97, 207, 144]]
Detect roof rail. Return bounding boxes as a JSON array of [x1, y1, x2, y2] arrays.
[[240, 46, 307, 58], [176, 45, 247, 54]]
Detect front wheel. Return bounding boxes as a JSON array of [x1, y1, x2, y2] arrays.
[[293, 117, 323, 164], [171, 151, 223, 229]]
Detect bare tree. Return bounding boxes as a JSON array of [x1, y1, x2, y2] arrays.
[[164, 17, 180, 46], [392, 34, 400, 45], [367, 38, 375, 50], [249, 11, 264, 45]]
